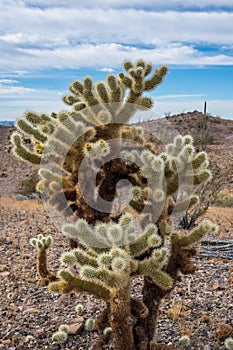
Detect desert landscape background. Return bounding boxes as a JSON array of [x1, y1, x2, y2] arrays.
[[0, 111, 232, 350]]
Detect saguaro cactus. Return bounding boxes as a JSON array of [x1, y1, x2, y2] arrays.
[[11, 59, 217, 349]]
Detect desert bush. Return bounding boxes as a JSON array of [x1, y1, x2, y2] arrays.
[[179, 160, 232, 230], [213, 189, 233, 208], [17, 170, 39, 197], [11, 59, 217, 350]]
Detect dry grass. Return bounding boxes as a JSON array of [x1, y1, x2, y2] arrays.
[[0, 196, 44, 214], [203, 206, 233, 239]]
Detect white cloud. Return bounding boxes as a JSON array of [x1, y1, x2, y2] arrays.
[[0, 8, 233, 46], [0, 79, 19, 84], [0, 2, 232, 122], [0, 85, 35, 95], [0, 79, 35, 95], [0, 87, 66, 120], [156, 94, 207, 100], [0, 43, 231, 70], [21, 0, 233, 9], [97, 67, 115, 72], [0, 4, 233, 70]]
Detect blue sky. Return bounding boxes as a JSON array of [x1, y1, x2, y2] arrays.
[[0, 0, 233, 121]]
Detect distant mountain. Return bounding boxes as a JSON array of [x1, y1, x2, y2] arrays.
[[138, 111, 233, 146], [0, 121, 15, 127]]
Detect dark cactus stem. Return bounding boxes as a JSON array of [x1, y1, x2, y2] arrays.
[[136, 278, 164, 348], [135, 247, 181, 349], [37, 249, 56, 282], [109, 284, 135, 350], [204, 101, 207, 116]]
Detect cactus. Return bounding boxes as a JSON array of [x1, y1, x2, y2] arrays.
[[75, 303, 84, 315], [178, 335, 190, 348], [225, 338, 233, 350], [30, 234, 56, 283], [11, 59, 218, 350], [85, 318, 95, 331], [52, 330, 68, 344]]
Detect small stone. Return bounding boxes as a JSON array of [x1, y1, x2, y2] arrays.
[[68, 317, 84, 335], [36, 328, 44, 334], [23, 307, 40, 314], [0, 271, 10, 277]]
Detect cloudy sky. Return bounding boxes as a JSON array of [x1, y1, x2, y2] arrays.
[[0, 0, 233, 121]]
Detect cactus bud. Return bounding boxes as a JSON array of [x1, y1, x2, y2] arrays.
[[52, 330, 68, 343], [30, 238, 37, 248], [75, 303, 84, 314], [225, 338, 233, 350], [85, 318, 95, 331], [111, 257, 127, 272], [178, 335, 191, 347], [59, 324, 69, 333], [103, 326, 112, 335]]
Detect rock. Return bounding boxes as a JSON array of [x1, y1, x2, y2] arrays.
[[11, 194, 27, 201], [0, 173, 8, 178], [68, 316, 84, 335]]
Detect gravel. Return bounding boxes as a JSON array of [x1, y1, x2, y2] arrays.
[[0, 199, 232, 350]]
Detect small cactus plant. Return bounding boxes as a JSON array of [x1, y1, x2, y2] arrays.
[[225, 338, 233, 350], [52, 330, 68, 344], [85, 318, 95, 332], [178, 335, 190, 348], [11, 59, 217, 350], [75, 303, 84, 315]]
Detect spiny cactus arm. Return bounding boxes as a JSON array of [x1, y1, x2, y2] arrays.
[[49, 270, 110, 301], [128, 224, 161, 257], [96, 110, 112, 125], [67, 76, 100, 110], [83, 77, 100, 107], [149, 270, 173, 290], [16, 118, 47, 143], [192, 151, 208, 170], [106, 74, 124, 103], [173, 195, 199, 213], [145, 65, 168, 91], [30, 110, 54, 122], [62, 220, 104, 250], [11, 133, 41, 164], [80, 266, 128, 290], [30, 235, 56, 281], [192, 170, 212, 185], [63, 93, 81, 106], [166, 173, 179, 196], [61, 248, 98, 268], [60, 117, 96, 141], [174, 220, 218, 247], [46, 138, 70, 157], [136, 248, 168, 275], [96, 82, 110, 104], [39, 168, 66, 184], [134, 248, 173, 290], [83, 139, 111, 159], [135, 96, 153, 109], [122, 125, 145, 144]]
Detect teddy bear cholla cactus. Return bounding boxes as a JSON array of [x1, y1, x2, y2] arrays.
[[11, 59, 217, 350], [11, 59, 168, 227]]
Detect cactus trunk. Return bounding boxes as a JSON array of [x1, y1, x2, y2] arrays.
[[109, 284, 134, 350]]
